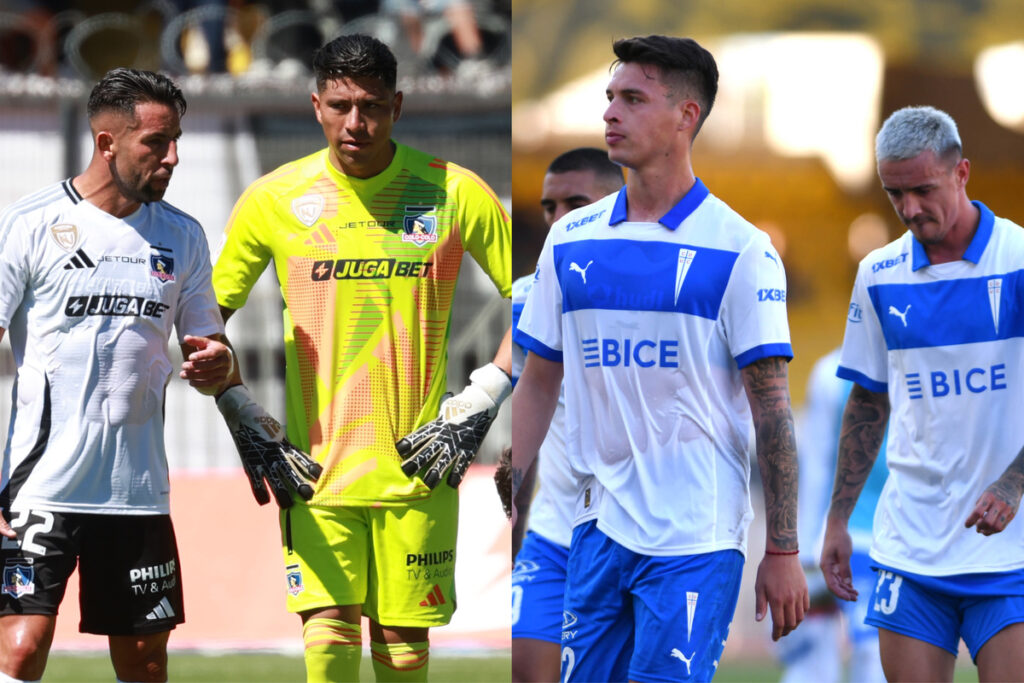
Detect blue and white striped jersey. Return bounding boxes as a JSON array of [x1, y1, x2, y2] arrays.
[[0, 180, 224, 515], [511, 274, 573, 548], [516, 180, 792, 556], [838, 201, 1024, 575]]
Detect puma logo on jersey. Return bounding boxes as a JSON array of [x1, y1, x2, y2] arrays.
[[888, 304, 911, 327], [570, 260, 593, 284], [670, 648, 695, 675]]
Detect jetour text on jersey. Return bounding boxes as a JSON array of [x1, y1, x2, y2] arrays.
[[310, 258, 433, 281]]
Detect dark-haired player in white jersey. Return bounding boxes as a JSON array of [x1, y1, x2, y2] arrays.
[[0, 68, 234, 682], [512, 35, 807, 682]]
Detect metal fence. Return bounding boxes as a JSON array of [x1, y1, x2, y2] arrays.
[[0, 75, 510, 470]]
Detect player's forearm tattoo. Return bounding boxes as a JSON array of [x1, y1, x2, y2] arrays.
[[990, 445, 1024, 512], [743, 356, 799, 551], [830, 383, 889, 519]]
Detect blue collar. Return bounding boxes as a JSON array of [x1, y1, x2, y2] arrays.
[[608, 178, 710, 230], [911, 200, 994, 271]]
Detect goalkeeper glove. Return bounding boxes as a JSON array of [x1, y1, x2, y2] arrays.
[[216, 385, 323, 508], [397, 363, 512, 489]]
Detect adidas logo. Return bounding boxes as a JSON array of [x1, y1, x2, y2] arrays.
[[419, 584, 446, 607], [144, 596, 176, 621], [63, 248, 95, 270], [304, 224, 335, 246]]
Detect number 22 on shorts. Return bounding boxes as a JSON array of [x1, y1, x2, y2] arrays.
[[873, 570, 903, 615]]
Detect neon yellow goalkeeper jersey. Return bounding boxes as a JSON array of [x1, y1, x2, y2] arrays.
[[213, 144, 510, 506]]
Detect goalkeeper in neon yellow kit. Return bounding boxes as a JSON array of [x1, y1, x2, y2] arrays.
[[211, 33, 511, 682]]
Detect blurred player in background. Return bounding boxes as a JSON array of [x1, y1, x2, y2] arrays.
[[776, 217, 890, 683], [0, 68, 233, 682], [512, 34, 807, 682], [212, 33, 511, 682], [510, 147, 623, 683], [822, 105, 1024, 682], [777, 347, 888, 683]]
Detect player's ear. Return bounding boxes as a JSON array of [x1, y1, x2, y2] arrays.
[[392, 91, 403, 124], [311, 92, 323, 125], [955, 157, 970, 189], [679, 99, 701, 136], [97, 130, 115, 160]]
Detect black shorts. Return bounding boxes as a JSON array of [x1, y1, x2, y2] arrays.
[[0, 510, 184, 636]]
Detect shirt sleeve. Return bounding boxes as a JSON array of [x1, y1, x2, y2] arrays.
[[455, 167, 511, 298], [175, 223, 225, 343], [837, 262, 889, 392], [721, 234, 793, 368], [0, 211, 30, 329], [510, 275, 532, 383], [212, 187, 275, 310], [515, 227, 563, 362]]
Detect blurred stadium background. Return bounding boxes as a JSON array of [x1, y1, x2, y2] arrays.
[[513, 0, 1024, 680], [0, 0, 512, 674]]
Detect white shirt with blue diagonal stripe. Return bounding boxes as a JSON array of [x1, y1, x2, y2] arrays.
[[838, 201, 1024, 575], [516, 180, 792, 557]]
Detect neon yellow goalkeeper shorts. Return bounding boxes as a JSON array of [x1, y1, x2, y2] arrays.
[[279, 485, 458, 627]]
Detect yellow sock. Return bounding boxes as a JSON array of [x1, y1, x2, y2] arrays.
[[302, 618, 362, 683], [369, 640, 429, 682]]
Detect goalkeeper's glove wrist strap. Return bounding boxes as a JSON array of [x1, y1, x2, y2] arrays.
[[215, 383, 255, 421], [470, 362, 513, 406]]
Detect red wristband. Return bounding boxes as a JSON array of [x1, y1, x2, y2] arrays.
[[765, 549, 799, 556]]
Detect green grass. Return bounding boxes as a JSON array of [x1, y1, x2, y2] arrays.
[[44, 651, 982, 682], [43, 650, 511, 683]]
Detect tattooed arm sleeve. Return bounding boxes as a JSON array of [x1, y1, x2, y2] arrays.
[[829, 382, 890, 522], [741, 356, 800, 552]]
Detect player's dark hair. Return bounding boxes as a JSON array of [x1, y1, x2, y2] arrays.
[[87, 67, 186, 120], [547, 147, 624, 187], [313, 33, 397, 92], [612, 35, 718, 136]]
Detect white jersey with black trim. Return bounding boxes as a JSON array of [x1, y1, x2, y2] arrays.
[[517, 180, 793, 557], [0, 179, 224, 515], [511, 274, 573, 549], [838, 201, 1024, 575]]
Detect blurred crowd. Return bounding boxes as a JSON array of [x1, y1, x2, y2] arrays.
[[0, 0, 510, 82]]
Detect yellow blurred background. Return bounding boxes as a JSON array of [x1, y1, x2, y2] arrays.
[[510, 0, 1024, 402]]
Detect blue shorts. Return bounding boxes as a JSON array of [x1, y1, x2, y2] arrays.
[[512, 531, 569, 644], [865, 563, 1024, 661], [838, 550, 881, 645], [562, 520, 744, 682]]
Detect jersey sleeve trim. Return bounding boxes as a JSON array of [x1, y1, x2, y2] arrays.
[[447, 163, 510, 221], [836, 365, 887, 393], [517, 332, 563, 363], [735, 342, 793, 369]]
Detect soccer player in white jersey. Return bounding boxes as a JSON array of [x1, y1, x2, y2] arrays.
[[510, 147, 623, 683], [821, 106, 1024, 682], [511, 35, 808, 682], [0, 68, 235, 682]]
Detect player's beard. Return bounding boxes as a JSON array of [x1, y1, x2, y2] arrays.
[[110, 160, 168, 204]]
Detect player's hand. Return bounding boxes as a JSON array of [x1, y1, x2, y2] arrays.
[[494, 447, 513, 519], [181, 334, 235, 396], [216, 385, 323, 508], [397, 363, 512, 489], [966, 477, 1023, 535], [755, 551, 808, 641], [820, 515, 858, 601], [0, 511, 16, 540]]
